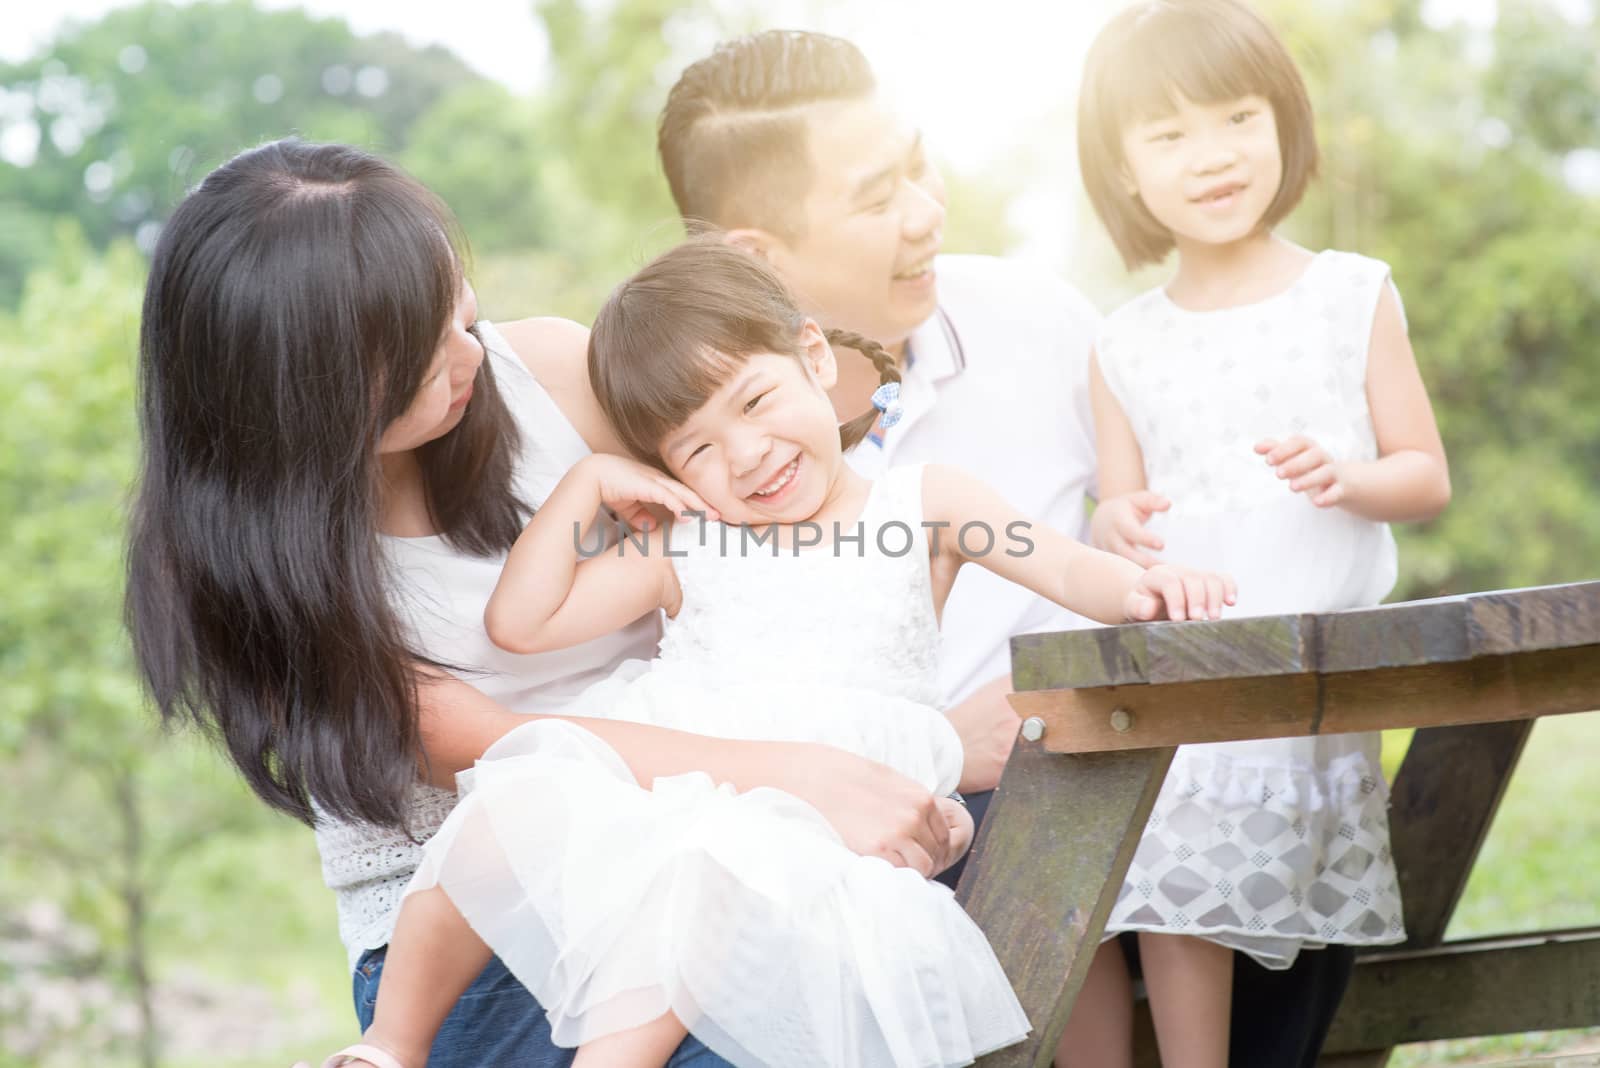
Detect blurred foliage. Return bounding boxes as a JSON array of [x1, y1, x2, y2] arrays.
[[0, 0, 1595, 1063], [0, 229, 290, 1065], [1267, 0, 1600, 596], [0, 0, 481, 303]]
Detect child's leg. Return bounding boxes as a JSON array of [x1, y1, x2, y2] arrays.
[[571, 1012, 688, 1068], [360, 886, 494, 1066], [1054, 939, 1133, 1068], [1138, 933, 1231, 1068]]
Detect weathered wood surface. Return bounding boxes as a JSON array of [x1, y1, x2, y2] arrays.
[[1008, 645, 1597, 753], [1313, 719, 1537, 1067], [1324, 1057, 1600, 1068], [1010, 581, 1600, 690], [979, 583, 1600, 1066], [1317, 1053, 1393, 1068], [1323, 927, 1600, 1055], [960, 741, 1174, 1067], [1386, 720, 1536, 948]]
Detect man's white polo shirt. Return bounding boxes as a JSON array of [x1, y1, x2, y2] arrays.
[[846, 254, 1100, 707]]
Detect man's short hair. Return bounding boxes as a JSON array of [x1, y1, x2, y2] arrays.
[[659, 30, 876, 238]]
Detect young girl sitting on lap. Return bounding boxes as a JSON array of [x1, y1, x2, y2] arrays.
[[320, 238, 1233, 1068]]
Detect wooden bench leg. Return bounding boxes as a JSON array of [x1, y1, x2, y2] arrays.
[[1322, 719, 1536, 1066], [1388, 719, 1535, 948], [958, 739, 1175, 1067]]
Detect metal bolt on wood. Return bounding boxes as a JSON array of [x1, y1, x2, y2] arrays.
[[1020, 716, 1046, 742], [1110, 707, 1134, 733]]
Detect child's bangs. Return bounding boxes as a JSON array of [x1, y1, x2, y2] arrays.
[[634, 339, 748, 448], [588, 235, 812, 468], [593, 297, 788, 469], [1105, 10, 1280, 128]]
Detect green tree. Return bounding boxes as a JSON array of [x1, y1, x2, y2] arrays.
[[0, 0, 484, 303], [400, 81, 552, 255], [0, 229, 279, 1068]]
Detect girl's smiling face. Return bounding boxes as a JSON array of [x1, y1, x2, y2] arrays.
[[1120, 92, 1283, 251], [658, 322, 848, 526]]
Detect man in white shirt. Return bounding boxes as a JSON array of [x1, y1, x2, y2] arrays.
[[658, 29, 1099, 813], [658, 29, 1351, 1068]]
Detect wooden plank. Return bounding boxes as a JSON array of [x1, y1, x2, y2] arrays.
[[1386, 720, 1535, 948], [1315, 598, 1473, 673], [1011, 626, 1153, 690], [961, 741, 1174, 1067], [1007, 645, 1600, 754], [1146, 613, 1317, 684], [1325, 1057, 1600, 1068], [1009, 581, 1600, 689], [1011, 614, 1316, 689], [1470, 584, 1600, 656], [1323, 928, 1600, 1054], [1317, 1053, 1390, 1068]]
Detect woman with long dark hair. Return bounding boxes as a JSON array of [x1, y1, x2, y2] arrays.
[[125, 138, 955, 1067]]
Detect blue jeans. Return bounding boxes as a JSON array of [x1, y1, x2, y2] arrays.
[[353, 947, 735, 1067]]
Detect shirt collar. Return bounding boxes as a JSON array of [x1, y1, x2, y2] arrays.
[[903, 306, 968, 385], [859, 306, 967, 452]]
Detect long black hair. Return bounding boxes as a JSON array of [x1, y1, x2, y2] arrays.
[[127, 139, 525, 829]]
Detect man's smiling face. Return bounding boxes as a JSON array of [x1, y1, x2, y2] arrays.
[[764, 93, 948, 354]]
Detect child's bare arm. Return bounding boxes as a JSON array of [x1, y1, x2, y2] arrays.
[[1257, 288, 1451, 521], [923, 464, 1234, 625], [1088, 350, 1170, 565], [485, 455, 709, 654]]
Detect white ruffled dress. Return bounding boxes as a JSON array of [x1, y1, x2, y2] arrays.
[[1094, 251, 1408, 967], [409, 465, 1029, 1066]]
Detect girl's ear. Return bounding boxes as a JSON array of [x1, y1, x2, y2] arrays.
[[797, 318, 838, 389]]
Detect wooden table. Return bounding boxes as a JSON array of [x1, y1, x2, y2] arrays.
[[956, 581, 1600, 1067]]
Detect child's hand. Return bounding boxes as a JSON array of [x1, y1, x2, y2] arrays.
[[934, 797, 975, 874], [1255, 436, 1347, 507], [1090, 490, 1170, 566], [1124, 563, 1237, 622], [577, 454, 717, 531]]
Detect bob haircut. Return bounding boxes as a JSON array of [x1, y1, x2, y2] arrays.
[[1077, 0, 1319, 269]]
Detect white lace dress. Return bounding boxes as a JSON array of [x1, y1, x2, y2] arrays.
[[1094, 250, 1407, 968], [409, 465, 1029, 1067]]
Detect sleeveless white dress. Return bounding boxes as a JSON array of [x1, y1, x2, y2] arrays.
[[409, 465, 1030, 1067], [1094, 251, 1407, 968]]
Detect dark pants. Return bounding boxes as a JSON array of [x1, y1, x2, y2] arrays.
[[1227, 942, 1355, 1067], [1118, 934, 1356, 1067], [941, 789, 1355, 1066]]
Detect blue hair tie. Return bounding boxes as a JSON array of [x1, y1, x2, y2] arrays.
[[871, 381, 904, 429]]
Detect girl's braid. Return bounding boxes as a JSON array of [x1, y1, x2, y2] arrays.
[[827, 329, 901, 451]]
